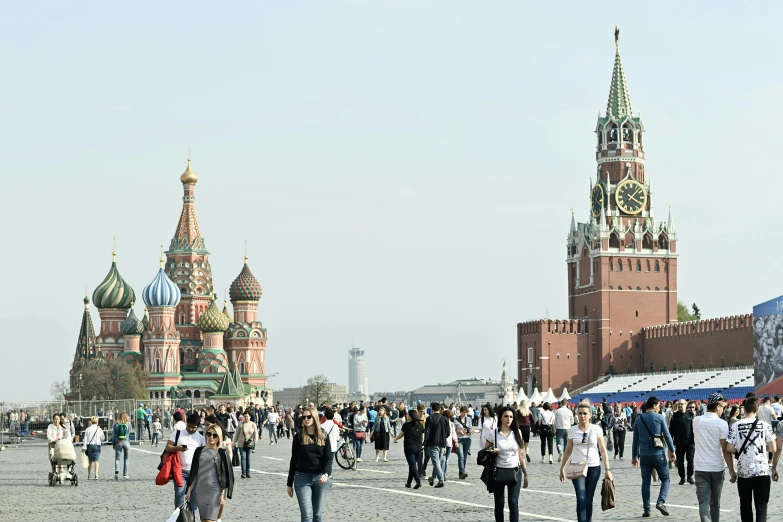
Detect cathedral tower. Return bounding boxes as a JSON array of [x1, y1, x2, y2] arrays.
[[566, 28, 678, 381], [92, 252, 135, 360]]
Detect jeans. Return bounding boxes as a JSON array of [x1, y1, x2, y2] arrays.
[[136, 419, 145, 440], [404, 447, 421, 485], [114, 440, 129, 476], [640, 454, 670, 512], [325, 451, 334, 477], [556, 429, 569, 454], [612, 430, 626, 458], [492, 468, 523, 522], [695, 470, 724, 522], [239, 446, 251, 476], [541, 431, 554, 456], [457, 438, 471, 475], [152, 432, 159, 446], [443, 445, 452, 477], [268, 424, 277, 442], [353, 433, 363, 458], [293, 472, 330, 522], [176, 469, 198, 511], [425, 445, 446, 483], [676, 443, 695, 479], [572, 465, 601, 522], [737, 475, 770, 522]]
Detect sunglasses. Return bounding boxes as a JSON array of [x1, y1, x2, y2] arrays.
[[302, 415, 314, 420], [206, 432, 219, 439]]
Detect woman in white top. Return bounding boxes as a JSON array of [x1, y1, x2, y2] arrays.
[[479, 404, 498, 450], [538, 402, 556, 464], [264, 407, 280, 444], [559, 401, 613, 522], [352, 406, 368, 462], [82, 416, 106, 480], [485, 406, 529, 522]]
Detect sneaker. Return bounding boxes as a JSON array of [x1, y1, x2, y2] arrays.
[[414, 482, 421, 489], [687, 476, 695, 485], [434, 482, 444, 488], [240, 474, 246, 479], [383, 459, 389, 463], [429, 477, 434, 486], [655, 503, 669, 516], [95, 475, 99, 480], [526, 454, 531, 463], [356, 458, 362, 462], [405, 483, 411, 488], [679, 477, 685, 485], [549, 459, 553, 464], [642, 512, 651, 518], [123, 475, 129, 480]]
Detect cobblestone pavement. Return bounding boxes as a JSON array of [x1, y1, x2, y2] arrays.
[[1, 434, 781, 521]]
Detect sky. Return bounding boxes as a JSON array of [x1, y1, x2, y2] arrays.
[[2, 3, 782, 402]]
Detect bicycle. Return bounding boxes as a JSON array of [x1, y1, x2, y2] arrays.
[[334, 429, 356, 470]]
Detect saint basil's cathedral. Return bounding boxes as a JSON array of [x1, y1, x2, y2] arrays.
[[71, 161, 269, 404]]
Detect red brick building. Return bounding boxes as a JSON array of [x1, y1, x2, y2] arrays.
[[517, 31, 753, 395]]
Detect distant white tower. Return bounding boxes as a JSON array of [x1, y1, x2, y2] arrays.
[[348, 346, 368, 396]]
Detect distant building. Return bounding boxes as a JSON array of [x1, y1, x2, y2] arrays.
[[409, 378, 506, 406], [274, 383, 347, 409], [369, 391, 409, 405], [348, 346, 368, 396]]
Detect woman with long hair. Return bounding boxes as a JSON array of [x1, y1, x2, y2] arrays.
[[515, 401, 533, 463], [393, 409, 424, 488], [351, 406, 367, 462], [479, 403, 497, 450], [112, 412, 131, 480], [559, 401, 613, 522], [454, 406, 473, 479], [185, 423, 234, 522], [539, 402, 555, 464], [373, 405, 391, 462], [287, 406, 331, 522], [486, 406, 529, 522], [233, 411, 259, 479]]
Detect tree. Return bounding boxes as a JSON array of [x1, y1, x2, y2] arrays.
[[677, 301, 696, 322], [649, 357, 656, 373], [691, 303, 702, 320], [720, 356, 726, 369], [301, 375, 333, 407], [626, 363, 634, 374], [73, 359, 149, 401], [672, 360, 679, 372], [689, 361, 694, 370], [605, 364, 617, 376], [50, 380, 68, 401]]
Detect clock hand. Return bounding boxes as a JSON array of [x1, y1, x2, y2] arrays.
[[628, 194, 641, 205]]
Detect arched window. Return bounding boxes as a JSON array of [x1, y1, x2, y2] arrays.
[[659, 235, 669, 250], [655, 286, 660, 291], [646, 260, 651, 272], [617, 260, 623, 271], [636, 260, 641, 272], [609, 231, 620, 249], [608, 123, 618, 143], [194, 390, 201, 398], [636, 286, 641, 291], [185, 390, 192, 398], [584, 305, 588, 317], [627, 259, 632, 271], [642, 234, 653, 250], [617, 286, 622, 290], [654, 260, 660, 272]]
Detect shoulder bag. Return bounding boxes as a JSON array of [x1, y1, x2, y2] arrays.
[[734, 419, 760, 459], [566, 428, 591, 480], [639, 414, 665, 449]]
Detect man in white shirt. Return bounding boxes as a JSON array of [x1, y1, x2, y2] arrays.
[[692, 393, 734, 522], [554, 399, 574, 462], [165, 413, 204, 513], [757, 397, 776, 425], [726, 397, 777, 522]]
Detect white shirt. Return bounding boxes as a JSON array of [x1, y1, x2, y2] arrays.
[[170, 429, 204, 471], [568, 425, 603, 467], [693, 412, 729, 472], [480, 417, 498, 444], [757, 405, 776, 425], [771, 402, 782, 417], [494, 429, 522, 468], [555, 408, 574, 430], [321, 420, 340, 452], [539, 410, 555, 427], [82, 425, 105, 447], [266, 411, 280, 426], [173, 420, 186, 432], [727, 417, 775, 478]]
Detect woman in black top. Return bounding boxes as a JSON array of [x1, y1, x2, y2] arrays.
[[286, 406, 331, 522], [393, 409, 425, 489]]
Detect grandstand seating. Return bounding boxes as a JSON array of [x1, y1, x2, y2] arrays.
[[572, 367, 754, 405]]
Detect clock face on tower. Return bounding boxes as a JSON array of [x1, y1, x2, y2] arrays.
[[615, 179, 647, 215], [591, 183, 605, 218]]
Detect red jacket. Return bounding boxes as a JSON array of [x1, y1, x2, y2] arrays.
[[156, 449, 183, 487]]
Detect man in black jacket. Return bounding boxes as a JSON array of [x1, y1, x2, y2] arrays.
[[424, 402, 448, 488], [669, 400, 696, 485]]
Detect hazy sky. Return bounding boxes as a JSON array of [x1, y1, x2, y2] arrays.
[[2, 3, 782, 402]]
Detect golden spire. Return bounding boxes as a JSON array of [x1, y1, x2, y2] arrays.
[[180, 158, 198, 184], [112, 235, 117, 263], [244, 239, 249, 265]]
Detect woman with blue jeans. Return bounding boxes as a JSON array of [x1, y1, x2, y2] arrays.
[[486, 406, 529, 522], [455, 407, 473, 479], [112, 412, 131, 480], [351, 406, 368, 461], [287, 406, 331, 522], [631, 396, 676, 517], [233, 412, 259, 478], [559, 402, 613, 522]]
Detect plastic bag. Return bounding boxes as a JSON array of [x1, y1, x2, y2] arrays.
[[165, 508, 180, 522], [81, 451, 89, 468]]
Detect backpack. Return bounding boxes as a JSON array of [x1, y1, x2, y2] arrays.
[[117, 423, 129, 440]]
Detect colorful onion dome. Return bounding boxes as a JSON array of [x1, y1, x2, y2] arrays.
[[93, 253, 136, 309], [229, 256, 262, 302], [180, 159, 198, 184], [198, 298, 231, 333], [120, 307, 145, 336], [142, 258, 181, 308]]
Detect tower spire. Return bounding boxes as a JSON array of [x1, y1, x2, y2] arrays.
[[171, 159, 206, 252], [606, 26, 633, 120], [667, 202, 676, 233]]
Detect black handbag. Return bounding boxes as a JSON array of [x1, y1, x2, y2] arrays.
[[177, 503, 195, 522], [494, 466, 518, 486], [476, 446, 496, 467]]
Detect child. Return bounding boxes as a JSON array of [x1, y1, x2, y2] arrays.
[[151, 417, 162, 447]]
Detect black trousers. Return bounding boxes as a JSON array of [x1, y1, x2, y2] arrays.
[[675, 443, 694, 479], [737, 476, 770, 522], [540, 431, 554, 456], [612, 430, 626, 457]]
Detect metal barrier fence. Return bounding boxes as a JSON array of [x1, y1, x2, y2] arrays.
[[0, 398, 193, 443]]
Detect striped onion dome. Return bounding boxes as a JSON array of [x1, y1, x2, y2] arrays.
[[197, 298, 231, 333], [93, 254, 135, 309], [229, 257, 262, 302], [142, 260, 181, 308], [120, 308, 144, 336]]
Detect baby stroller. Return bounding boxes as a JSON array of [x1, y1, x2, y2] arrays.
[[49, 439, 78, 486]]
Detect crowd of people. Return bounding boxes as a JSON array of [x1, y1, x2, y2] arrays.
[[35, 392, 783, 522]]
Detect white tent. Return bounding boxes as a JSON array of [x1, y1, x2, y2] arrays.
[[559, 388, 571, 401], [514, 387, 529, 404], [529, 388, 543, 405], [542, 388, 558, 404]]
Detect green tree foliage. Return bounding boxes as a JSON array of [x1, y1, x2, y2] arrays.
[[649, 357, 656, 373], [678, 301, 696, 322], [72, 359, 149, 401], [301, 374, 333, 407], [605, 364, 617, 376], [672, 361, 679, 371], [691, 303, 702, 320]]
